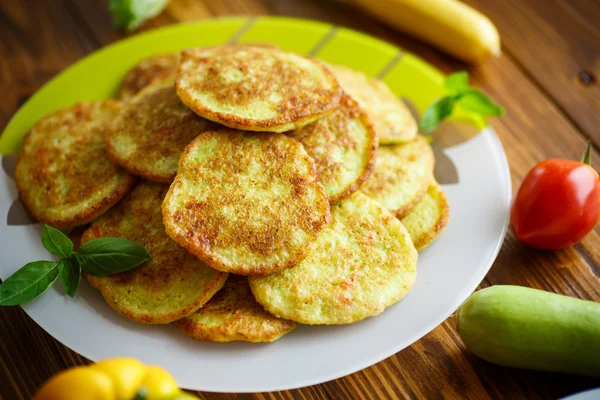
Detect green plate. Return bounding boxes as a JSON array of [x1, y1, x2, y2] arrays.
[[0, 16, 484, 155]]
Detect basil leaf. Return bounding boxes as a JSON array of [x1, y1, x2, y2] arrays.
[[41, 225, 73, 258], [76, 237, 151, 277], [444, 71, 469, 93], [419, 96, 456, 133], [0, 261, 59, 306], [458, 89, 505, 117], [110, 0, 171, 31], [59, 257, 82, 298]]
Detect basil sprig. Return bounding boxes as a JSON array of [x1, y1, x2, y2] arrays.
[[419, 71, 505, 133], [0, 225, 150, 305]]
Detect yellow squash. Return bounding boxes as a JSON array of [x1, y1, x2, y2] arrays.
[[352, 0, 501, 63]]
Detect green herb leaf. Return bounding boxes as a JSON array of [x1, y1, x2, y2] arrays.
[[41, 225, 73, 259], [110, 0, 171, 31], [109, 0, 135, 29], [419, 96, 456, 133], [444, 71, 469, 93], [58, 258, 82, 298], [76, 237, 151, 277], [0, 261, 59, 306], [457, 89, 505, 117]]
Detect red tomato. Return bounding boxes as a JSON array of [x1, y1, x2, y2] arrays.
[[511, 154, 600, 249]]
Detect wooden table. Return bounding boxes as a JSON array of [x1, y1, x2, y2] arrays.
[[1, 0, 600, 398]]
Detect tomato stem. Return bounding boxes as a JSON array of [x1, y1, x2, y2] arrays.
[[581, 141, 592, 166]]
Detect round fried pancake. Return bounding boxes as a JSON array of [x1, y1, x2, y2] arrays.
[[360, 135, 434, 218], [288, 94, 377, 203], [249, 193, 418, 325], [119, 53, 179, 101], [329, 64, 417, 144], [401, 181, 450, 251], [175, 44, 342, 132], [176, 276, 297, 343], [106, 82, 217, 182], [83, 181, 228, 324], [14, 102, 136, 228], [162, 130, 330, 276]]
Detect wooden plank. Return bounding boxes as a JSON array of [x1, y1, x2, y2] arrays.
[[68, 0, 269, 46], [464, 0, 600, 146], [0, 0, 98, 130]]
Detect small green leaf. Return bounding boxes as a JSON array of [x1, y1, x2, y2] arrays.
[[457, 89, 505, 117], [109, 0, 135, 29], [76, 237, 151, 277], [110, 0, 171, 31], [0, 261, 59, 306], [41, 225, 73, 259], [59, 258, 82, 298], [444, 71, 469, 93], [419, 96, 456, 133]]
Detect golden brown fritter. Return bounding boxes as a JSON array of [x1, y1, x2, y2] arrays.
[[360, 135, 434, 218], [249, 193, 418, 325], [401, 181, 450, 251], [289, 94, 377, 203], [106, 83, 217, 182], [14, 101, 136, 228], [176, 276, 297, 343], [329, 64, 417, 144], [119, 53, 179, 101], [83, 181, 228, 324], [162, 129, 330, 276], [176, 44, 342, 132]]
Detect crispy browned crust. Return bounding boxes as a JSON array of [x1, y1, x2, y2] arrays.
[[86, 271, 226, 324], [18, 176, 136, 229], [411, 184, 450, 250], [82, 182, 228, 324], [118, 53, 179, 101], [162, 130, 331, 275], [393, 180, 430, 219], [105, 147, 174, 183], [175, 45, 342, 132], [329, 64, 417, 144], [290, 93, 378, 204], [86, 271, 227, 324], [360, 135, 435, 217], [175, 276, 297, 343], [105, 83, 218, 182], [14, 102, 136, 228]]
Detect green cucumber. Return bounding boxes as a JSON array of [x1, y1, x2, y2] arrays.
[[455, 285, 600, 376]]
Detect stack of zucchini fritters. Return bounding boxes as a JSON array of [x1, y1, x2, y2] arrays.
[[15, 44, 448, 343]]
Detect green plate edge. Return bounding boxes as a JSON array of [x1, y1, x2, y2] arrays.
[[0, 16, 485, 155]]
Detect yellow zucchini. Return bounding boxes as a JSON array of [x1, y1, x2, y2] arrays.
[[352, 0, 501, 63]]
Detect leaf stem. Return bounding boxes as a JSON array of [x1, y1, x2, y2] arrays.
[[581, 141, 592, 166]]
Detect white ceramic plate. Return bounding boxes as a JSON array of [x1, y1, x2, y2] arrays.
[[0, 17, 511, 392]]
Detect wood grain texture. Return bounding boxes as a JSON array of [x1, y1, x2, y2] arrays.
[[1, 0, 600, 399], [464, 0, 600, 147]]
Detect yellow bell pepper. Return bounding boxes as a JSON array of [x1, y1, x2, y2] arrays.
[[33, 357, 198, 400]]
